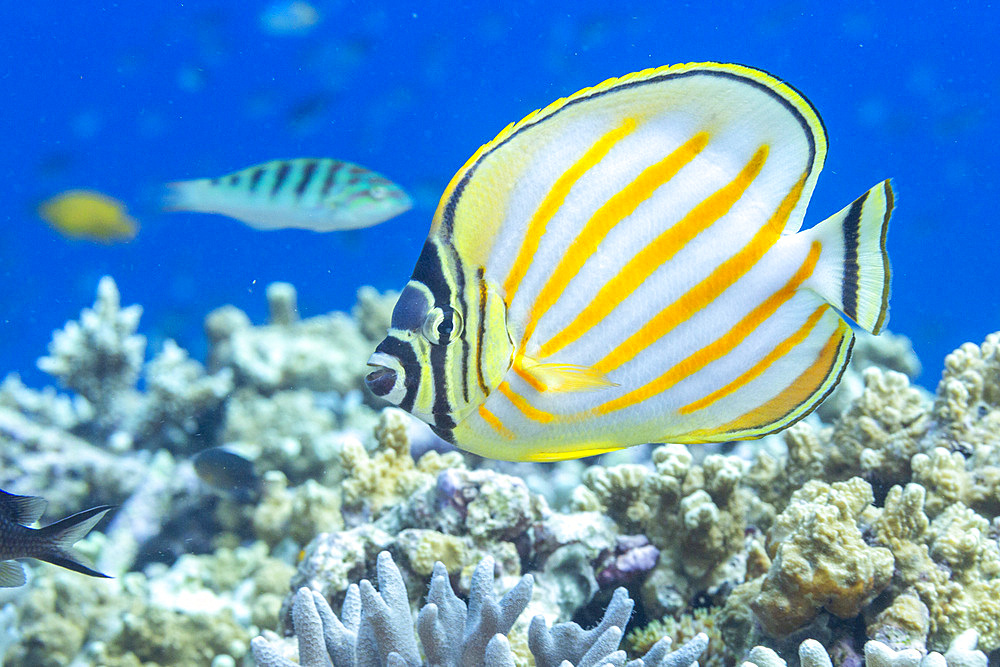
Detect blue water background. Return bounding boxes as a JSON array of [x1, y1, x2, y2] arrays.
[[1, 2, 995, 389]]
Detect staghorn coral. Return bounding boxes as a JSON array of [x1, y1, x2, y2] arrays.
[[129, 339, 233, 454], [222, 386, 354, 486], [252, 550, 709, 667]]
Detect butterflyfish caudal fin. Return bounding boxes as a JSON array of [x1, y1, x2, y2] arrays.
[[802, 179, 893, 334]]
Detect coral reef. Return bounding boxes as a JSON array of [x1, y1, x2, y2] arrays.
[[252, 550, 710, 667], [751, 478, 894, 635], [740, 631, 987, 667], [4, 276, 1000, 667]]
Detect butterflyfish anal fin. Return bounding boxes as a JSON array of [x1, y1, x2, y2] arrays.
[[802, 179, 893, 334], [514, 355, 618, 393]]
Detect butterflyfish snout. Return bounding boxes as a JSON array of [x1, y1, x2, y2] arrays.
[[365, 365, 398, 398]]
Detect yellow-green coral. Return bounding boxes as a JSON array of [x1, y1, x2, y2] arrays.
[[828, 368, 931, 486], [626, 607, 729, 667], [751, 478, 893, 635], [933, 333, 1000, 448], [340, 408, 463, 517], [872, 482, 1000, 652]]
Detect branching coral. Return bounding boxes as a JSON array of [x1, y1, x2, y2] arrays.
[[252, 551, 709, 667], [37, 276, 145, 426], [206, 283, 394, 395], [740, 631, 987, 667]]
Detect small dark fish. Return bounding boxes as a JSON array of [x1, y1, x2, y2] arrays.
[[0, 488, 113, 587], [193, 447, 262, 503]]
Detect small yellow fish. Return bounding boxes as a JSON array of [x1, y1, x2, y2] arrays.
[[365, 62, 894, 462], [164, 158, 412, 232], [38, 190, 138, 243]]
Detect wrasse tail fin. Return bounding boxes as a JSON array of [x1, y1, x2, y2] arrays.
[[0, 561, 25, 587], [36, 505, 115, 579], [161, 181, 195, 212], [805, 179, 893, 334]]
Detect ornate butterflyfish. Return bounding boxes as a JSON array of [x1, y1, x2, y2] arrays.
[[365, 62, 893, 462], [164, 158, 411, 232]]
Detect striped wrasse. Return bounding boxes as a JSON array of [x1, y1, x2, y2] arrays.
[[164, 158, 411, 231], [365, 62, 893, 462]]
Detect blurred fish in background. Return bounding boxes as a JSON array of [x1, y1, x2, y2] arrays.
[[192, 447, 262, 504], [163, 158, 412, 232], [0, 488, 113, 587], [259, 0, 321, 36], [37, 189, 138, 243]]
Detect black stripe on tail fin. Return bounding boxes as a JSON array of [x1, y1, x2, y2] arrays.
[[36, 505, 114, 579], [805, 179, 893, 334]]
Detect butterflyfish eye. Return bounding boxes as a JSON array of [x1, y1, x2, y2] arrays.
[[365, 366, 397, 397], [421, 306, 463, 345]]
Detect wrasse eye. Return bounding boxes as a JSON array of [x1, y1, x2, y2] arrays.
[[421, 306, 463, 345]]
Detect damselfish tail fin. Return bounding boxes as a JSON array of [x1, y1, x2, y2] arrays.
[[36, 505, 114, 579], [804, 179, 893, 333]]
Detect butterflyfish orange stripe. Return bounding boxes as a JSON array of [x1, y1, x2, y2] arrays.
[[520, 131, 710, 349], [680, 303, 829, 415], [502, 118, 638, 302], [595, 169, 810, 374], [539, 142, 768, 358], [594, 239, 822, 416], [709, 320, 849, 435], [512, 354, 547, 393], [478, 404, 515, 439], [498, 381, 556, 423]]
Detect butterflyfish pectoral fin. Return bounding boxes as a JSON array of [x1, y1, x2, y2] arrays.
[[514, 354, 618, 393]]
